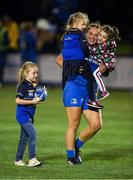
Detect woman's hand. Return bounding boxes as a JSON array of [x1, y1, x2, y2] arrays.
[[99, 63, 107, 73]]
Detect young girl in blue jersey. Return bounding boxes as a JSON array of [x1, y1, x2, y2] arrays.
[[15, 61, 42, 167]]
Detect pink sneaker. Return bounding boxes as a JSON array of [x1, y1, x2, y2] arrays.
[[98, 91, 109, 100], [87, 100, 103, 109]]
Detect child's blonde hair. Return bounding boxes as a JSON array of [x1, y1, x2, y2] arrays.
[[18, 61, 38, 83], [102, 25, 121, 41], [66, 12, 90, 30]]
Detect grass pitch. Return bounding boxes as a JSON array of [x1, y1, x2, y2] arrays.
[[0, 85, 133, 179]]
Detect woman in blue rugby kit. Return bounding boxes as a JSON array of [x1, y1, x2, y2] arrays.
[[15, 61, 42, 167], [57, 19, 107, 165]]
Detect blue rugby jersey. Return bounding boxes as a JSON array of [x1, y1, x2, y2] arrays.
[[61, 28, 88, 61], [16, 79, 36, 124], [61, 28, 89, 88]]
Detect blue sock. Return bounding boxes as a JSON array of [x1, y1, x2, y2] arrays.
[[67, 150, 75, 159], [75, 138, 84, 149]]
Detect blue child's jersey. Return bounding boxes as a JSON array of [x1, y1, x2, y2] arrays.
[[61, 28, 88, 61], [61, 28, 89, 89], [16, 79, 36, 124]]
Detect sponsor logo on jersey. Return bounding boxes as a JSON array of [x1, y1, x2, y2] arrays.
[[71, 98, 78, 104]]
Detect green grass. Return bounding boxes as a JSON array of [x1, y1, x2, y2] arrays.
[[116, 42, 132, 55], [0, 85, 133, 179]]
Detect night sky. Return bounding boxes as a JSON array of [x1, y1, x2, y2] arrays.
[[0, 0, 132, 41]]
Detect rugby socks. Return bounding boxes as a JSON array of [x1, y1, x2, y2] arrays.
[[75, 138, 84, 149], [67, 138, 84, 159], [67, 150, 75, 159]]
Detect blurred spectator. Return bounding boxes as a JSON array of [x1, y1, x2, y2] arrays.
[[50, 0, 79, 26], [36, 18, 58, 53], [19, 21, 37, 64], [0, 20, 9, 87], [39, 0, 79, 28], [2, 14, 19, 51]]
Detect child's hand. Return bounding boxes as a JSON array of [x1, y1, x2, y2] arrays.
[[99, 63, 107, 73], [32, 97, 41, 104]]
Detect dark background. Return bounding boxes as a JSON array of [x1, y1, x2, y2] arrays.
[[0, 0, 132, 41]]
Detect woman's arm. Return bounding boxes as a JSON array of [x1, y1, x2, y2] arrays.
[[56, 54, 63, 68]]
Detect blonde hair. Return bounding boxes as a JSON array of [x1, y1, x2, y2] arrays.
[[87, 22, 101, 31], [18, 61, 38, 83], [102, 25, 121, 41], [66, 12, 90, 30]]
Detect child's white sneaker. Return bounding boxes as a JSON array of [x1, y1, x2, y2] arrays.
[[28, 158, 41, 167], [15, 160, 26, 166]]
